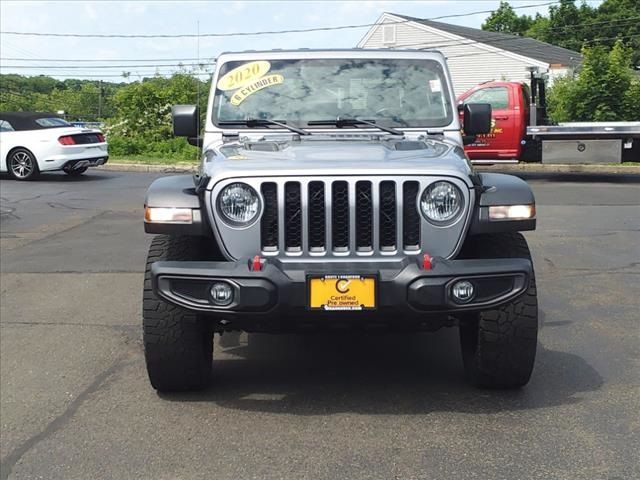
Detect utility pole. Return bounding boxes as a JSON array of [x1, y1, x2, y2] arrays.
[[98, 80, 103, 119]]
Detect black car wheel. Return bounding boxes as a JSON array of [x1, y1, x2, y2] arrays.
[[143, 235, 214, 392], [458, 233, 539, 389], [8, 148, 40, 181]]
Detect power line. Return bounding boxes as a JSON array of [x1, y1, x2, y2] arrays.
[[0, 1, 560, 38], [0, 63, 213, 69], [6, 15, 627, 72], [1, 14, 635, 69], [445, 33, 640, 59], [378, 16, 640, 51], [10, 72, 213, 78], [0, 57, 216, 62]]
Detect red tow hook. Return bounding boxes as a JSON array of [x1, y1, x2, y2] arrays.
[[251, 255, 264, 271], [422, 253, 433, 271]]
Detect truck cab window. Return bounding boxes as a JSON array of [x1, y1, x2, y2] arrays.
[[464, 87, 509, 110]]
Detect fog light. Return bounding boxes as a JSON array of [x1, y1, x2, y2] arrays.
[[210, 282, 234, 306], [452, 280, 475, 303]]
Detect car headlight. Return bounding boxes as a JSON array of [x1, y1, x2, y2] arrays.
[[218, 183, 260, 226], [420, 181, 464, 225]]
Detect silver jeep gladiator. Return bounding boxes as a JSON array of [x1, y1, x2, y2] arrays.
[[142, 49, 538, 392]]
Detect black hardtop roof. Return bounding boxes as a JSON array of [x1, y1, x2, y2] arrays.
[[0, 112, 67, 130]]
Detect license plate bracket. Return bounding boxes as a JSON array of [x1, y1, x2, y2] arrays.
[[308, 275, 376, 311]]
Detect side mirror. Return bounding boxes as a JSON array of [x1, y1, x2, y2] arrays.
[[462, 103, 492, 135], [172, 104, 199, 138]]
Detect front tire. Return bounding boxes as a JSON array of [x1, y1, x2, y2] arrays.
[[143, 235, 213, 392], [8, 148, 40, 181], [458, 233, 538, 389]]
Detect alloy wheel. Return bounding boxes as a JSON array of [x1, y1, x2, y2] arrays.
[[10, 152, 34, 179]]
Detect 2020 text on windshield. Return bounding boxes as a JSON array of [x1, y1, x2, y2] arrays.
[[212, 58, 454, 129]]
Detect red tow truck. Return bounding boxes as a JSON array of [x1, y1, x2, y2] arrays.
[[458, 69, 640, 164]]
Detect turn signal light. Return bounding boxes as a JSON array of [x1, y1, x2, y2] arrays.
[[144, 207, 193, 224], [488, 204, 536, 221]]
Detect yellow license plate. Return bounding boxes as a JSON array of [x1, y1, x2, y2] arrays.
[[309, 275, 376, 311]]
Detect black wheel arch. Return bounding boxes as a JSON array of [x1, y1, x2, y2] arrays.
[[144, 174, 213, 237], [468, 173, 536, 235]]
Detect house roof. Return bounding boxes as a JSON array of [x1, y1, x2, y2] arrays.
[[390, 13, 582, 67]]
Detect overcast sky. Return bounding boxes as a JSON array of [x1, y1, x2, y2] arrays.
[[0, 0, 604, 82]]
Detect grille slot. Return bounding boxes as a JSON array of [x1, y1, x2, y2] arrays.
[[253, 177, 453, 257], [332, 181, 349, 250], [356, 181, 373, 250], [284, 182, 302, 251], [403, 181, 421, 249], [260, 183, 278, 250], [308, 181, 326, 250], [379, 181, 397, 249]]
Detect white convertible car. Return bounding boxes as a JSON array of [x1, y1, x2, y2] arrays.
[[0, 112, 108, 180]]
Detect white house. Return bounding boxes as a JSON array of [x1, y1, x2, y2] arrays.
[[358, 13, 581, 95]]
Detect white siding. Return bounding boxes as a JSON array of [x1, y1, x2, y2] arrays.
[[548, 67, 572, 84], [359, 15, 550, 96]]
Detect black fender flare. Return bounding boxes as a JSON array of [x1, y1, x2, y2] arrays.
[[144, 175, 211, 236], [469, 173, 536, 235]]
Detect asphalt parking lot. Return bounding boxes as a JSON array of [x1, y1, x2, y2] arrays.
[[1, 170, 639, 480]]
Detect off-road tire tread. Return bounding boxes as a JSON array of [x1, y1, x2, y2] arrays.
[[460, 233, 538, 389], [143, 235, 213, 392]]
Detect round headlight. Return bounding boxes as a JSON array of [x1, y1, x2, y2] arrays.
[[218, 183, 260, 226], [420, 181, 463, 224]]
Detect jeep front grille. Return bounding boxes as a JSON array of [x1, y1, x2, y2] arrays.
[[259, 179, 422, 255]]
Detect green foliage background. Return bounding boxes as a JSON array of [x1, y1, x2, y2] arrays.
[[1, 73, 210, 162]]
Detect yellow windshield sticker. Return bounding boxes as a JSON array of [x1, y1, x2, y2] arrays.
[[217, 61, 271, 91], [230, 74, 284, 106]]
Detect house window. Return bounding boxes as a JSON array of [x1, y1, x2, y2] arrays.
[[382, 24, 396, 44]]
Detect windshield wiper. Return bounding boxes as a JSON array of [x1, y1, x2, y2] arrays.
[[218, 118, 311, 136], [307, 116, 403, 136]]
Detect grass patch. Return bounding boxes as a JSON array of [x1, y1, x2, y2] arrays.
[[109, 156, 199, 165]]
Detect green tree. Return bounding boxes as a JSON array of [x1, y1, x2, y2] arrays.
[[109, 73, 208, 141], [482, 1, 533, 35], [587, 0, 640, 67], [539, 0, 592, 52], [547, 40, 637, 122], [622, 80, 640, 119]]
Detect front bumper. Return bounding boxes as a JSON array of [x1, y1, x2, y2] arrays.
[[151, 257, 532, 327]]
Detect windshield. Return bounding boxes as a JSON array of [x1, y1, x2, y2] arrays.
[[213, 58, 453, 129]]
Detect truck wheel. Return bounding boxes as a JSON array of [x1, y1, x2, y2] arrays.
[[458, 233, 538, 389], [143, 235, 213, 392]]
